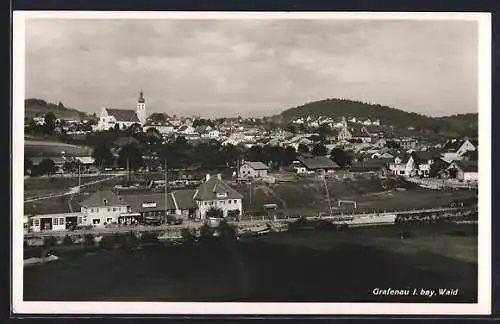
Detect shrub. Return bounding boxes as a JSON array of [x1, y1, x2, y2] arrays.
[[99, 235, 113, 249], [227, 209, 241, 221], [62, 235, 74, 246], [205, 207, 224, 219], [181, 228, 196, 247], [217, 219, 238, 241], [199, 224, 214, 242], [83, 233, 95, 247], [125, 231, 139, 248], [140, 232, 159, 245], [43, 236, 57, 248], [112, 232, 127, 247]]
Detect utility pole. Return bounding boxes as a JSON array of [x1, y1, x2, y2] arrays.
[[323, 174, 332, 217], [164, 159, 168, 219], [127, 157, 130, 181], [249, 181, 252, 210], [78, 162, 81, 188]]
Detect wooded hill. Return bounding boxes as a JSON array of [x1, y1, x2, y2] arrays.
[[280, 98, 478, 138], [24, 98, 90, 121]]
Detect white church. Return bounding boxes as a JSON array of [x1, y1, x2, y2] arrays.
[[96, 90, 147, 131]]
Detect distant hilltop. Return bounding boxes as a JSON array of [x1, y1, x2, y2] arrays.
[[24, 98, 92, 121], [279, 98, 477, 137]]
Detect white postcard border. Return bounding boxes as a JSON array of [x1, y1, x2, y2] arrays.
[[12, 11, 492, 315]]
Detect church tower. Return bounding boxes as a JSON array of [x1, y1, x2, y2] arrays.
[[136, 90, 146, 125]]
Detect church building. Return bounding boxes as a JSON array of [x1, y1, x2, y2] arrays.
[[96, 90, 147, 131]]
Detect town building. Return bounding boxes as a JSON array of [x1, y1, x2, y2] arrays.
[[96, 91, 146, 131], [143, 113, 175, 134], [27, 212, 84, 232], [176, 124, 196, 136], [79, 190, 131, 226], [349, 158, 390, 176], [442, 139, 478, 161], [409, 150, 443, 178], [119, 191, 198, 222], [193, 174, 243, 219], [296, 156, 340, 174], [446, 161, 478, 182], [335, 117, 371, 143], [388, 154, 413, 177], [239, 161, 269, 179], [336, 117, 352, 141], [25, 175, 245, 232]]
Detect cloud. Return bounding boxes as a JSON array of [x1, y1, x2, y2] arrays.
[[25, 18, 478, 117]]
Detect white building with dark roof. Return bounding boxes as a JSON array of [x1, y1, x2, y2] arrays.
[[79, 190, 131, 226], [144, 113, 174, 134], [239, 161, 269, 179], [193, 174, 243, 219], [96, 91, 147, 131]]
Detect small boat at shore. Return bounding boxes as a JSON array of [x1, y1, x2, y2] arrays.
[[24, 254, 59, 267]]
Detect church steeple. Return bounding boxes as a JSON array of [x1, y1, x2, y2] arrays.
[[138, 89, 145, 103], [136, 89, 146, 125]]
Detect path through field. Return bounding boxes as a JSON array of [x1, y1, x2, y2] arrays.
[[256, 185, 289, 216], [24, 174, 124, 203]]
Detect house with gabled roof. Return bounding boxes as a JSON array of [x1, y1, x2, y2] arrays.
[[446, 160, 478, 183], [442, 138, 477, 161], [144, 113, 174, 134], [349, 158, 390, 175], [192, 174, 243, 220], [239, 161, 269, 179], [296, 156, 340, 173], [176, 124, 196, 135], [409, 149, 443, 177], [96, 91, 148, 131], [97, 107, 141, 131], [388, 154, 413, 177], [79, 190, 131, 226]]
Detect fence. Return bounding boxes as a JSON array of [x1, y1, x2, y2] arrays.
[[406, 177, 478, 190], [24, 205, 478, 240]]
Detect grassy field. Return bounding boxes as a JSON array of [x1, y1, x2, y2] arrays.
[[24, 175, 120, 199], [24, 176, 126, 215], [23, 223, 477, 302], [236, 177, 477, 216], [25, 139, 93, 157]]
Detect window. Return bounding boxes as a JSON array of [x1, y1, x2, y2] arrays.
[[59, 218, 65, 224], [93, 219, 100, 225], [106, 218, 112, 223], [234, 200, 237, 204], [107, 208, 111, 212], [53, 218, 58, 226], [210, 201, 214, 205], [220, 201, 225, 204], [77, 217, 82, 224], [34, 219, 40, 226], [204, 202, 207, 206], [113, 207, 117, 212], [228, 200, 232, 204]]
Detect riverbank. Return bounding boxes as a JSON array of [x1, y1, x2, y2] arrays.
[[23, 222, 477, 302]]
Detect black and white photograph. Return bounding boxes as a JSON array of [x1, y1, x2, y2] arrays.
[[12, 11, 491, 315]]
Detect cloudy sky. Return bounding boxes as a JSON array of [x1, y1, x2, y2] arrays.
[[25, 18, 478, 118]]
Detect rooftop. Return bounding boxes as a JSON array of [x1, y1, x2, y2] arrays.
[[106, 108, 140, 122], [193, 175, 243, 201], [79, 190, 126, 208], [297, 156, 340, 170], [243, 161, 269, 170]]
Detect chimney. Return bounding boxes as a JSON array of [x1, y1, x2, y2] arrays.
[[217, 173, 222, 180], [206, 174, 210, 181]]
